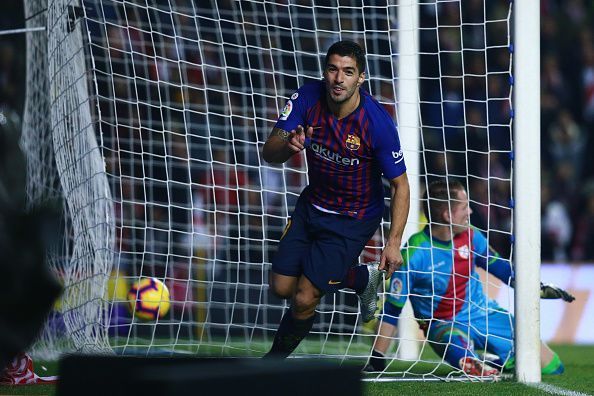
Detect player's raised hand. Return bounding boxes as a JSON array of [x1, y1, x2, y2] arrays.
[[287, 125, 306, 152], [379, 244, 403, 279], [287, 125, 313, 153], [540, 282, 575, 302]]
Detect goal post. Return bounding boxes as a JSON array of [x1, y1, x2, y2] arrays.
[[20, 0, 541, 382], [396, 0, 421, 362], [513, 0, 542, 384]]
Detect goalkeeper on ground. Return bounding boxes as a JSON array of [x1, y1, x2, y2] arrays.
[[364, 179, 574, 376]]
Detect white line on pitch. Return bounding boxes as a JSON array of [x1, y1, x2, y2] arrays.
[[526, 383, 592, 396]]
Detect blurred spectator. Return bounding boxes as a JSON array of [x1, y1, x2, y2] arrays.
[[571, 183, 594, 260], [541, 181, 573, 261], [541, 54, 569, 126], [547, 109, 587, 189], [539, 1, 594, 261]]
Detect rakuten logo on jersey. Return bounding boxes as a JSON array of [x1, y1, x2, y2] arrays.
[[392, 149, 404, 164], [310, 142, 360, 166]]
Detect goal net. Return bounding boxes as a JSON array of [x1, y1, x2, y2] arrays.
[[22, 0, 516, 381]]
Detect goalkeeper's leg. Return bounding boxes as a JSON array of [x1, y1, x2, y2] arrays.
[[540, 342, 565, 375], [484, 311, 564, 375], [426, 321, 499, 376], [501, 342, 565, 375], [363, 302, 400, 372]]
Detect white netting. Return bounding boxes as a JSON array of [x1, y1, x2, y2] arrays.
[[22, 0, 75, 358], [22, 0, 514, 381], [23, 0, 114, 357]]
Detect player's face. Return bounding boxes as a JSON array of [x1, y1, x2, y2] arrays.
[[449, 189, 472, 234], [323, 54, 364, 105]]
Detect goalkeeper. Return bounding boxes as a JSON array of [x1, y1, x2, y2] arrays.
[[364, 179, 574, 376]]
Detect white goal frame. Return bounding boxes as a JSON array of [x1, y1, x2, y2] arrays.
[[17, 0, 542, 383], [513, 0, 541, 384]]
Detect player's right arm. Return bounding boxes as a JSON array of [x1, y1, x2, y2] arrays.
[[368, 247, 411, 362], [263, 84, 315, 164], [262, 125, 312, 164]]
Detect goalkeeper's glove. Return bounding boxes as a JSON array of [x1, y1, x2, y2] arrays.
[[540, 283, 575, 302]]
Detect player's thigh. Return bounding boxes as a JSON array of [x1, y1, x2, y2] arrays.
[[302, 212, 380, 293], [269, 272, 299, 298], [482, 310, 514, 360], [271, 195, 311, 278]]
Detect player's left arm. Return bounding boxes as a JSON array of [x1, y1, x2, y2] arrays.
[[473, 229, 514, 284], [474, 231, 575, 303], [380, 173, 410, 279]]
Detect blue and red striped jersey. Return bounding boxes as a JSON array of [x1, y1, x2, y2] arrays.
[[274, 81, 406, 219], [385, 226, 513, 322]]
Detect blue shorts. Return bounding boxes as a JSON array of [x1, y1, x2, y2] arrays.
[[271, 193, 381, 293], [424, 309, 515, 364]]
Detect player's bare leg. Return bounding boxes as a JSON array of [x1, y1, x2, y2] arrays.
[[291, 274, 322, 320], [269, 272, 299, 299], [264, 275, 321, 358]]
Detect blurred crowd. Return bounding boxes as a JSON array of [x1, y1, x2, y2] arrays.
[[1, 0, 593, 263], [540, 0, 594, 261]]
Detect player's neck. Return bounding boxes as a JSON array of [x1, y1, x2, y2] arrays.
[[326, 91, 361, 119], [429, 225, 454, 242]]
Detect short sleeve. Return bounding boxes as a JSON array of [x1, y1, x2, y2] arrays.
[[370, 111, 407, 180], [273, 85, 311, 133]]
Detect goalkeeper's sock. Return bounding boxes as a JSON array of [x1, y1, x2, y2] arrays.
[[263, 309, 315, 359], [364, 350, 386, 372], [542, 352, 564, 375], [345, 265, 369, 294]]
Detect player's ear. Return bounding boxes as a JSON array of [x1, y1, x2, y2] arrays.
[[442, 208, 451, 224], [357, 72, 365, 86]]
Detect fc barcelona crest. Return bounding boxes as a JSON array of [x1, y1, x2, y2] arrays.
[[345, 134, 360, 150]]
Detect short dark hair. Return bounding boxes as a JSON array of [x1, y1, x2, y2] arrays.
[[423, 179, 466, 224], [324, 41, 366, 74]]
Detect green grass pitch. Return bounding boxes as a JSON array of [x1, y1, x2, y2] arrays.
[[1, 344, 592, 395]]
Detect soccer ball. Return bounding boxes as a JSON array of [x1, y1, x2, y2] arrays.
[[127, 277, 170, 321]]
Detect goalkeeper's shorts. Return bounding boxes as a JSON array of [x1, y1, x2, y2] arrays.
[[424, 309, 515, 365], [271, 193, 381, 293]]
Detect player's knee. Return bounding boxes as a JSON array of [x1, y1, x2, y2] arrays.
[[292, 290, 319, 317]]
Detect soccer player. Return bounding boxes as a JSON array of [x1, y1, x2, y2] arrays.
[[262, 41, 410, 358], [0, 353, 57, 385], [364, 179, 575, 376]]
